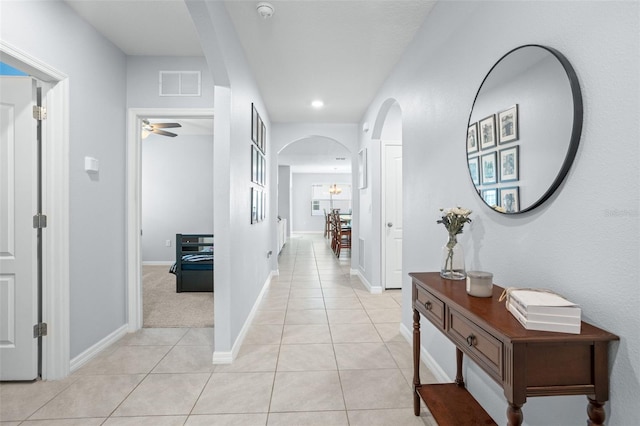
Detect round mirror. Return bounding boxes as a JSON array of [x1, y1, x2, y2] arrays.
[[467, 45, 583, 214]]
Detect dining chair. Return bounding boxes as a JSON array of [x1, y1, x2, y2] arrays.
[[323, 209, 331, 239], [333, 211, 351, 257]]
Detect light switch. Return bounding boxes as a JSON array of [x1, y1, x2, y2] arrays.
[[84, 156, 99, 173]]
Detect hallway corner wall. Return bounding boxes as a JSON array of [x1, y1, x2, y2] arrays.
[[360, 1, 639, 425], [1, 1, 129, 359]]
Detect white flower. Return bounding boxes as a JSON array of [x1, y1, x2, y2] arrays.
[[451, 207, 472, 216], [437, 206, 472, 236]]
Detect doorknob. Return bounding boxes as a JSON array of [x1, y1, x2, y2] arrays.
[[387, 222, 393, 228]]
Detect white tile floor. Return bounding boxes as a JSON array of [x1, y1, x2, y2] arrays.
[[0, 234, 437, 425]]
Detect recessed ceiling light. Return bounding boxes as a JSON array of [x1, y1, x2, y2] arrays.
[[311, 100, 324, 108]]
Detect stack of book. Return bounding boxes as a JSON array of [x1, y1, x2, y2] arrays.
[[506, 289, 581, 334]]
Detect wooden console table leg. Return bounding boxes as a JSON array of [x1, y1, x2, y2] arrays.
[[455, 347, 465, 387], [587, 397, 606, 426], [507, 403, 523, 426], [413, 309, 421, 416]]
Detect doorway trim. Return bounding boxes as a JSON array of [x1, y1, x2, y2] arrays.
[[381, 141, 402, 290], [126, 108, 215, 332], [1, 40, 70, 380]]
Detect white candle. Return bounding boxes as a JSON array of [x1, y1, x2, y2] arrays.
[[466, 271, 493, 297]]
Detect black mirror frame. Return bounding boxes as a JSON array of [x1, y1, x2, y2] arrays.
[[467, 44, 583, 214]]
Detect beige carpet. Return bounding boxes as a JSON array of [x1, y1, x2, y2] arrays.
[[143, 265, 214, 328]]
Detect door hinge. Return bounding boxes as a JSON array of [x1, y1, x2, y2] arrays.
[[33, 105, 47, 121], [33, 322, 48, 338], [33, 213, 47, 229]]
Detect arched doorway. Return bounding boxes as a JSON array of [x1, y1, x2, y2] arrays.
[[277, 136, 352, 239], [372, 100, 403, 289]]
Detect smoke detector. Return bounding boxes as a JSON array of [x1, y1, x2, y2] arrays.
[[256, 2, 274, 19]]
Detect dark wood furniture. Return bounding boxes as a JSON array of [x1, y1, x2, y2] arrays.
[[323, 209, 331, 239], [173, 234, 214, 293], [410, 272, 618, 426], [332, 211, 351, 257]]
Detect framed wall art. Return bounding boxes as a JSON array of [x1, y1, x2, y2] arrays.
[[251, 145, 259, 184], [467, 122, 479, 154], [479, 114, 496, 150], [499, 145, 519, 182], [481, 152, 497, 185], [251, 187, 258, 224], [498, 104, 519, 144], [468, 156, 480, 186], [258, 116, 264, 151], [481, 188, 498, 207], [261, 120, 267, 154], [251, 103, 258, 144], [500, 186, 520, 213], [358, 148, 367, 189]]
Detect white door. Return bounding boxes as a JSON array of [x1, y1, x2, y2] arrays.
[[0, 76, 38, 380], [384, 144, 402, 289]]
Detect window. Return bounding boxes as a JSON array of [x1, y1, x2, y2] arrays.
[[311, 184, 352, 216]]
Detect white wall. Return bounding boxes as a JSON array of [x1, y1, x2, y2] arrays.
[[186, 1, 273, 356], [142, 134, 213, 262], [360, 2, 639, 425], [278, 165, 291, 238], [291, 173, 352, 233], [1, 1, 128, 358]]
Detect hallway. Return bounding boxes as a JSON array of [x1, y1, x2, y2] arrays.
[[0, 234, 437, 425]]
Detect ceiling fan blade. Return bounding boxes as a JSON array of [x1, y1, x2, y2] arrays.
[[152, 129, 178, 137], [152, 123, 181, 129]]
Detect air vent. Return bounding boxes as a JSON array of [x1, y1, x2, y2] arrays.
[[336, 157, 346, 161], [159, 71, 201, 97]]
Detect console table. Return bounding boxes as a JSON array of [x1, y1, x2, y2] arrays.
[[410, 272, 618, 426]]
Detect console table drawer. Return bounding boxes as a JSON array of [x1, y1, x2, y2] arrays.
[[448, 308, 503, 380], [415, 286, 445, 329]]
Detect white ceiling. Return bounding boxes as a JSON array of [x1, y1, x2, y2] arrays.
[[224, 1, 435, 122], [65, 0, 435, 123], [64, 0, 436, 171], [64, 0, 203, 56]]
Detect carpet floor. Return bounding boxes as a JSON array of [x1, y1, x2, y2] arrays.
[[142, 265, 214, 328]]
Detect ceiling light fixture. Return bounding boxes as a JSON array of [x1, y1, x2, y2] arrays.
[[311, 100, 324, 108], [256, 2, 275, 19]]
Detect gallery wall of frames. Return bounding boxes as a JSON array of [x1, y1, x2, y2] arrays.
[[467, 104, 520, 213], [251, 103, 267, 224]]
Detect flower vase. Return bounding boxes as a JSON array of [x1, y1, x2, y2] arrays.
[[440, 234, 466, 280]]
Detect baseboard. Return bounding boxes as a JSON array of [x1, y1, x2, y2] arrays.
[[212, 349, 232, 364], [142, 261, 174, 266], [354, 270, 383, 294], [399, 322, 450, 383], [69, 324, 128, 373], [212, 272, 272, 364], [291, 231, 323, 234]]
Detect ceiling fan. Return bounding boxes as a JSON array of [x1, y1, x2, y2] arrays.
[[141, 119, 182, 138]]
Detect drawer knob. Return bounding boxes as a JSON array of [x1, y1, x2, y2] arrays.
[[466, 335, 476, 347], [424, 301, 432, 311]]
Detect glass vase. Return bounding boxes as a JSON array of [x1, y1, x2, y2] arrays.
[[440, 234, 466, 280]]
